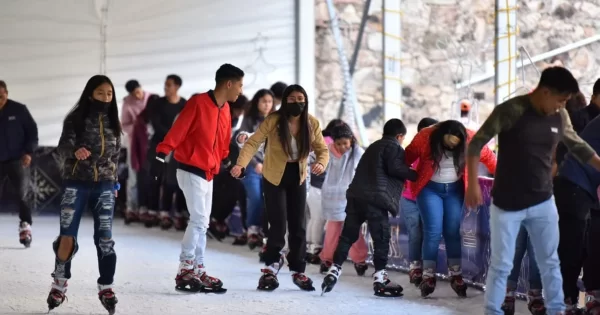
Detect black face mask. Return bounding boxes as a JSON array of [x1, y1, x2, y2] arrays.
[[287, 102, 305, 117], [90, 99, 110, 112]]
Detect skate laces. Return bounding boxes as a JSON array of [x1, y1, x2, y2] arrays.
[[292, 273, 309, 282], [50, 288, 67, 303], [99, 288, 115, 299]]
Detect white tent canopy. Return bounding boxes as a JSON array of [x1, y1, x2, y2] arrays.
[[0, 0, 299, 146]]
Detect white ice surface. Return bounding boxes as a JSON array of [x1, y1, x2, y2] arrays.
[[0, 214, 530, 315]]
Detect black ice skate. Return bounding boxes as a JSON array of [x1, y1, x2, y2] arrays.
[[173, 215, 187, 231], [419, 276, 436, 298], [501, 290, 516, 315], [98, 288, 118, 315], [144, 210, 159, 228], [320, 261, 332, 274], [175, 261, 202, 293], [450, 274, 467, 298], [247, 233, 262, 249], [586, 290, 600, 315], [47, 280, 68, 313], [124, 209, 138, 225], [408, 268, 423, 286], [257, 265, 280, 291], [526, 290, 546, 315], [196, 265, 227, 294], [372, 269, 403, 297], [305, 248, 322, 265], [354, 262, 368, 276], [232, 234, 248, 246], [321, 264, 341, 296], [19, 221, 32, 248], [207, 218, 228, 241], [292, 272, 315, 291], [159, 212, 173, 230]]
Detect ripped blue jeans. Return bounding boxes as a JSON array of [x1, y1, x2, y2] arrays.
[[54, 180, 116, 285]]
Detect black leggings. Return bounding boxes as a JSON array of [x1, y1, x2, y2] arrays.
[[162, 185, 187, 214], [262, 162, 307, 273]]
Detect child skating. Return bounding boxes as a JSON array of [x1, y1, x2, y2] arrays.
[[321, 119, 417, 297]]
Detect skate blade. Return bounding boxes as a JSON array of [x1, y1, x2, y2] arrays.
[[199, 287, 227, 294], [257, 285, 278, 292], [175, 285, 203, 293], [374, 291, 403, 298]]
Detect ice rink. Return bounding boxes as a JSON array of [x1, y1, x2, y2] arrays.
[[0, 214, 530, 315]]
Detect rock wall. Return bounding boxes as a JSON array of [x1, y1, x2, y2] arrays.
[[315, 0, 600, 141]]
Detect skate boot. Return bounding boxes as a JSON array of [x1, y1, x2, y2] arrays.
[[586, 290, 600, 315], [124, 209, 138, 225], [564, 297, 584, 315], [173, 214, 188, 231], [320, 261, 332, 274], [19, 221, 32, 248], [174, 260, 202, 292], [247, 233, 263, 249], [159, 211, 173, 230], [527, 289, 546, 315], [449, 266, 467, 298], [306, 247, 322, 265], [195, 264, 227, 294], [98, 285, 118, 315], [144, 210, 159, 228], [292, 272, 316, 291], [354, 262, 368, 276], [47, 279, 68, 312], [232, 234, 248, 246], [321, 264, 341, 295], [419, 269, 436, 298], [501, 290, 516, 315], [257, 263, 281, 291], [372, 269, 403, 297], [409, 261, 423, 286], [208, 218, 228, 241]]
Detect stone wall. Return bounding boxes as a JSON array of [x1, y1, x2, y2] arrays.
[[315, 0, 600, 141]]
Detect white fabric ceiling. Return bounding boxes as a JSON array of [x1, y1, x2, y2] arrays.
[[0, 0, 297, 146]]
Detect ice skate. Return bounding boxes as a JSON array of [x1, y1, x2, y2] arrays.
[[320, 261, 332, 274], [144, 210, 159, 228], [247, 233, 262, 250], [174, 260, 202, 293], [292, 272, 315, 291], [257, 263, 280, 291], [372, 269, 403, 297], [586, 290, 600, 315], [419, 275, 436, 297], [208, 218, 227, 241], [409, 261, 423, 286], [354, 262, 368, 276], [232, 234, 248, 246], [19, 221, 32, 248], [501, 290, 516, 315], [564, 297, 584, 315], [98, 286, 118, 315], [449, 266, 467, 298], [195, 264, 227, 294], [173, 214, 187, 231], [46, 279, 68, 312], [526, 289, 546, 315], [305, 247, 322, 265], [124, 209, 138, 225], [159, 211, 173, 230], [321, 264, 341, 296]]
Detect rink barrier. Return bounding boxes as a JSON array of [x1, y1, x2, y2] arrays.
[[0, 149, 575, 299]]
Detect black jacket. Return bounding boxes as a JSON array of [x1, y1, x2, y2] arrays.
[[148, 96, 185, 147], [346, 136, 417, 216], [57, 109, 121, 182], [556, 104, 600, 166], [0, 100, 38, 162]]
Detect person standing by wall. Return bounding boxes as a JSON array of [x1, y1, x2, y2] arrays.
[[120, 80, 151, 221], [0, 80, 38, 247]]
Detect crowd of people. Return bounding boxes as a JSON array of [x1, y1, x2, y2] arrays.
[[1, 64, 600, 315]]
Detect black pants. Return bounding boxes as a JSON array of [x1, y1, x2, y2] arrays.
[[162, 185, 187, 214], [554, 177, 594, 304], [0, 159, 32, 225], [583, 210, 600, 291], [211, 171, 246, 225], [333, 197, 390, 271], [262, 162, 307, 272]]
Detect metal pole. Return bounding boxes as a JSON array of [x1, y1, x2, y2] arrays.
[[325, 0, 369, 145], [382, 0, 403, 121], [337, 0, 372, 119], [494, 0, 517, 106]]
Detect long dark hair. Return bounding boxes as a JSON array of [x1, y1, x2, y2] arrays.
[[429, 120, 467, 175], [275, 84, 311, 160], [331, 122, 357, 160], [248, 89, 275, 120], [65, 75, 122, 136], [322, 119, 345, 137]]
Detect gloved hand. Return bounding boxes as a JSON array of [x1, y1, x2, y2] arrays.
[[151, 152, 167, 181]]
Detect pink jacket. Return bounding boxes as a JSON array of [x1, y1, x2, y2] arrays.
[[121, 91, 150, 140], [401, 160, 419, 201]]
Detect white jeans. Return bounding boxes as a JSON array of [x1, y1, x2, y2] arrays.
[[176, 169, 213, 265], [306, 186, 325, 253]]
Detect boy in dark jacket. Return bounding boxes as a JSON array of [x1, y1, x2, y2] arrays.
[[321, 119, 417, 297]]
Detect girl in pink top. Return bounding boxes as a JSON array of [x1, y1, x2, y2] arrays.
[[400, 117, 437, 286]]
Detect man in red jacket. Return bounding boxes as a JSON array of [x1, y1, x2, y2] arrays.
[[152, 64, 244, 293]]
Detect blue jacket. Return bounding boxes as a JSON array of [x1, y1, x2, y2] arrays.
[[0, 99, 38, 162], [558, 114, 600, 200]]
